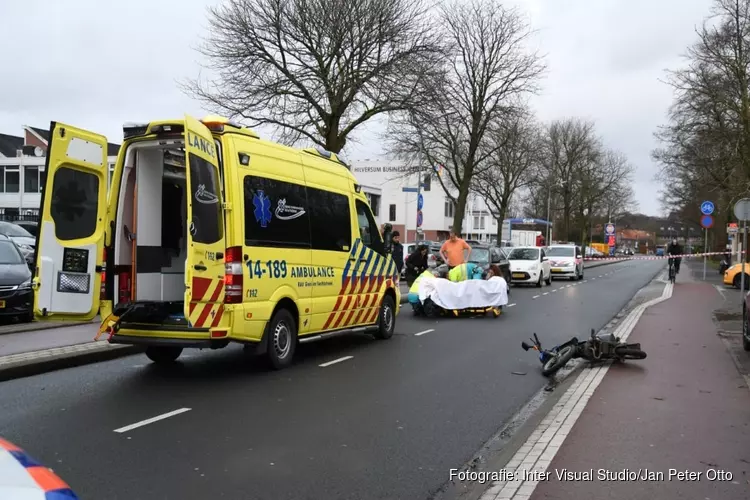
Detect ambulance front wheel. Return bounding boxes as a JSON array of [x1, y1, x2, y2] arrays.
[[374, 296, 396, 340], [145, 346, 183, 364], [265, 308, 297, 370]]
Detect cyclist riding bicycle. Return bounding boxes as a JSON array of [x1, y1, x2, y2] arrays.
[[666, 238, 683, 275]]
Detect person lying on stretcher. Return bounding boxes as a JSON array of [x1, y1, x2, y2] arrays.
[[407, 264, 503, 311]]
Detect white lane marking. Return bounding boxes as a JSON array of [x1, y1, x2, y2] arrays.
[[565, 285, 572, 288], [582, 280, 588, 283], [714, 285, 728, 300], [114, 408, 192, 434], [479, 282, 674, 500], [506, 303, 516, 307], [319, 356, 354, 367], [414, 329, 435, 337], [551, 289, 557, 292], [542, 292, 549, 296], [532, 295, 540, 299]]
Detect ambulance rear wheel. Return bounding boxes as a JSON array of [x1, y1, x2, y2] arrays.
[[374, 296, 396, 340], [265, 308, 297, 370], [145, 346, 183, 364]]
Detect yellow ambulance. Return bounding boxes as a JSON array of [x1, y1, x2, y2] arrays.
[[32, 116, 400, 369]]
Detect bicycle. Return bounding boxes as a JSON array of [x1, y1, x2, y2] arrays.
[[668, 258, 676, 284]]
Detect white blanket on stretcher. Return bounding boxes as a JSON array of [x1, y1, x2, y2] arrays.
[[418, 277, 509, 310]]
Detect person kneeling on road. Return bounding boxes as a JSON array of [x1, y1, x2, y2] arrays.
[[407, 268, 438, 314], [448, 262, 484, 282], [667, 237, 683, 274]]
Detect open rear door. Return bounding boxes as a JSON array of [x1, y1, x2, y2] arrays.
[[33, 122, 109, 321], [183, 115, 227, 328]]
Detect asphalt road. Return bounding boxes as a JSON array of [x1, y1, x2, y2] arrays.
[[0, 259, 664, 500]]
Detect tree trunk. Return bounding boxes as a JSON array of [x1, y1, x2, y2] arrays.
[[452, 179, 471, 235], [495, 202, 508, 243], [325, 114, 344, 153]]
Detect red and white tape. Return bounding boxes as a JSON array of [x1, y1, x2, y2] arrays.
[[583, 250, 738, 262]]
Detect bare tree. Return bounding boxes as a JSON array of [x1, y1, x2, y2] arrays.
[[386, 0, 545, 234], [539, 118, 601, 241], [654, 0, 750, 245], [183, 0, 442, 154], [473, 108, 542, 241]]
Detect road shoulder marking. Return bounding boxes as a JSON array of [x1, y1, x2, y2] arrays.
[[114, 408, 192, 433], [414, 329, 435, 337], [319, 356, 354, 367]]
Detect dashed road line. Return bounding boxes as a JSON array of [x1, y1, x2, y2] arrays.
[[551, 289, 557, 293], [414, 329, 435, 337], [532, 295, 540, 299], [507, 303, 516, 307], [542, 292, 549, 295], [319, 356, 354, 367], [114, 408, 192, 434]]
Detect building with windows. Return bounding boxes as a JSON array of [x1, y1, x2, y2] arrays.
[[350, 157, 498, 242], [0, 126, 120, 220]]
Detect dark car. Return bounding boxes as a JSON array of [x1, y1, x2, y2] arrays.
[[468, 244, 512, 284], [0, 235, 33, 322]]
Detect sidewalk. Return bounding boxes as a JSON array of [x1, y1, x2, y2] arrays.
[[480, 264, 750, 499]]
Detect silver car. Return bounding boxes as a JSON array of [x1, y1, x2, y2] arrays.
[[546, 245, 584, 281]]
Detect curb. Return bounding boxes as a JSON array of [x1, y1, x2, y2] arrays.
[[0, 342, 143, 382]]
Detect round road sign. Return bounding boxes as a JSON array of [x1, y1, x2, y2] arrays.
[[605, 223, 615, 235], [734, 198, 750, 221], [700, 214, 714, 229], [417, 193, 424, 211], [700, 200, 715, 215], [416, 210, 423, 227]]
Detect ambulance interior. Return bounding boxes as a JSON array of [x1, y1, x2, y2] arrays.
[[113, 143, 190, 325]]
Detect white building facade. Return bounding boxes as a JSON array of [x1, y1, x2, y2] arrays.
[[350, 157, 499, 243]]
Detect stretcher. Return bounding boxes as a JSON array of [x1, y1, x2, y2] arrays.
[[411, 276, 509, 318]]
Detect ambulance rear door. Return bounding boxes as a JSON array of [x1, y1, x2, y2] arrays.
[[183, 115, 227, 328], [33, 122, 109, 321]]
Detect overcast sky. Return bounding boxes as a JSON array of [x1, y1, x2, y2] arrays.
[[0, 0, 714, 216]]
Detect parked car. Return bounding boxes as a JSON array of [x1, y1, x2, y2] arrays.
[[13, 220, 38, 237], [547, 244, 584, 281], [467, 244, 512, 284], [0, 235, 33, 322], [507, 246, 551, 287], [0, 221, 35, 264]]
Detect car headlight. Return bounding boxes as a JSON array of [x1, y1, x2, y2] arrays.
[[18, 279, 31, 289]]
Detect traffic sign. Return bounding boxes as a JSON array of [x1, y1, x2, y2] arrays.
[[401, 187, 418, 193], [605, 223, 615, 236], [417, 193, 424, 210], [416, 210, 423, 227], [607, 235, 615, 247], [700, 200, 715, 215], [734, 198, 750, 221], [700, 214, 714, 229], [728, 222, 739, 234]]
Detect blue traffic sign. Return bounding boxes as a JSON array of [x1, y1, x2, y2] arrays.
[[417, 193, 424, 210], [605, 223, 615, 235], [700, 214, 714, 229], [701, 200, 715, 215], [416, 210, 423, 227], [402, 187, 419, 193]]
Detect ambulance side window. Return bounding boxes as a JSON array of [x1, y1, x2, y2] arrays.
[[243, 175, 311, 248], [50, 167, 99, 241], [307, 187, 351, 252], [188, 153, 223, 244], [355, 200, 384, 255]]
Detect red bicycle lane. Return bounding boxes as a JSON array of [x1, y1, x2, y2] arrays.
[[521, 278, 750, 499]]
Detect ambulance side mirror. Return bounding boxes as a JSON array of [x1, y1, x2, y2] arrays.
[[382, 223, 393, 254]]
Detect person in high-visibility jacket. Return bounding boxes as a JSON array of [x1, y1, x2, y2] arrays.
[[408, 269, 436, 308], [448, 262, 484, 282]]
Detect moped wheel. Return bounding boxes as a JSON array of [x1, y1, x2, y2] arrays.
[[614, 346, 647, 360], [541, 345, 576, 377]]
